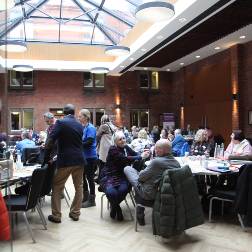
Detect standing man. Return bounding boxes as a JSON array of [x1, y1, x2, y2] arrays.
[[43, 104, 86, 223], [43, 112, 57, 160]]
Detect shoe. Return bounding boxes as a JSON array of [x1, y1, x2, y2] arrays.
[[94, 178, 100, 185], [137, 217, 145, 226], [81, 194, 96, 208], [69, 213, 79, 221], [82, 190, 89, 203], [61, 194, 64, 199], [116, 206, 124, 221], [47, 192, 52, 196], [48, 215, 61, 223], [110, 207, 116, 219]]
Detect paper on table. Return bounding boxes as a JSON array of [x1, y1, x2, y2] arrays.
[[23, 166, 37, 171], [13, 173, 31, 178]]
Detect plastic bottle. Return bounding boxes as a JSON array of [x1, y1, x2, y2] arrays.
[[214, 143, 217, 159], [3, 150, 6, 159], [16, 150, 22, 172], [220, 143, 224, 159]]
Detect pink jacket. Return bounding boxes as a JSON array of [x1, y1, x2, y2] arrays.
[[224, 139, 252, 159]]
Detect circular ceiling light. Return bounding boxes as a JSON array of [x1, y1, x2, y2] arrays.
[[0, 0, 15, 10], [90, 67, 109, 74], [0, 41, 28, 52], [157, 36, 163, 39], [13, 65, 34, 72], [141, 48, 147, 51], [135, 1, 175, 22], [104, 46, 130, 56], [215, 47, 220, 50], [196, 56, 200, 58], [239, 36, 246, 39]]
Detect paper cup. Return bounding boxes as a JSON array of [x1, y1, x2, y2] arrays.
[[185, 152, 189, 157]]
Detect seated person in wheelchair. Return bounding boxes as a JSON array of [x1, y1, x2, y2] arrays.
[[124, 139, 181, 226], [99, 131, 149, 221]]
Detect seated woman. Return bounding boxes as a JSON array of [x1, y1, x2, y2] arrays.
[[224, 130, 252, 159], [99, 131, 149, 221], [129, 129, 151, 153], [36, 131, 47, 146], [191, 129, 210, 156], [168, 132, 175, 142]]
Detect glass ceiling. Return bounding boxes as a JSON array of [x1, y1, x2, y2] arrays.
[[0, 0, 147, 46]]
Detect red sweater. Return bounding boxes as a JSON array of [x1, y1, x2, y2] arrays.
[[0, 191, 11, 241]]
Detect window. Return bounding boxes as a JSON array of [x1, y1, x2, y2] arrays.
[[96, 109, 105, 125], [10, 70, 33, 87], [140, 71, 159, 89], [11, 109, 34, 132], [130, 109, 149, 128], [84, 72, 104, 88]]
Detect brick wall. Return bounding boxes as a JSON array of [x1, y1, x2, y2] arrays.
[[0, 70, 173, 133]]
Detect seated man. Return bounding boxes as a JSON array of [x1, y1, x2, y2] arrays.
[[29, 128, 39, 144], [172, 129, 185, 155], [13, 132, 35, 158], [124, 139, 181, 225], [183, 124, 195, 136]]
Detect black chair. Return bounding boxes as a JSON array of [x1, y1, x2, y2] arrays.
[[6, 141, 16, 146], [26, 152, 40, 165], [134, 193, 154, 231], [22, 147, 41, 166], [3, 165, 48, 243], [132, 159, 146, 172], [208, 165, 251, 232]]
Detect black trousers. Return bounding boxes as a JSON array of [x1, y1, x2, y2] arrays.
[[83, 158, 97, 195]]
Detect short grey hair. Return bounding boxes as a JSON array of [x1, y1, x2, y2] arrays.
[[112, 131, 125, 146], [175, 129, 182, 135], [43, 112, 54, 119], [22, 132, 30, 139]]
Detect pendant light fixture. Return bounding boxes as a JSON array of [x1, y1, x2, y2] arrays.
[[13, 64, 34, 72], [135, 1, 175, 23], [90, 44, 109, 74], [12, 7, 33, 72], [105, 45, 130, 56], [0, 0, 15, 10], [0, 41, 28, 52]]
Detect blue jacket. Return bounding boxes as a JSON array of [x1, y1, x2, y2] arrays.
[[44, 114, 86, 168], [172, 134, 185, 153], [15, 139, 35, 158]]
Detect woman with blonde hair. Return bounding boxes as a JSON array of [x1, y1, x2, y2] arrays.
[[191, 129, 210, 156], [129, 129, 151, 153], [78, 109, 97, 208]]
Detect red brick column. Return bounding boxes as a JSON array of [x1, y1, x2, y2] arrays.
[[230, 44, 243, 131]]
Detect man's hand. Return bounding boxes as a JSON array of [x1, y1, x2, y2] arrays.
[[41, 143, 45, 149], [141, 151, 150, 160]]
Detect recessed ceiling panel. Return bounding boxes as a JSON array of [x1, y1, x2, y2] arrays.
[[60, 21, 93, 43], [25, 18, 59, 42], [103, 0, 138, 25]]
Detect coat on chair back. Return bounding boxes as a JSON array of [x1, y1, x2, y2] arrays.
[[152, 165, 205, 239]]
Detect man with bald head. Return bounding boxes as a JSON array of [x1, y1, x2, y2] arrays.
[[124, 139, 181, 225]]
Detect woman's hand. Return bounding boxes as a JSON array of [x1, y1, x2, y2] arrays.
[[141, 151, 150, 160]]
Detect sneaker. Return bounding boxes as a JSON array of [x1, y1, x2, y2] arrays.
[[69, 213, 79, 221], [137, 217, 145, 226], [48, 215, 61, 223]]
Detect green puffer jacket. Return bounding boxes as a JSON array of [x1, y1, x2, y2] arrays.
[[152, 165, 205, 239]]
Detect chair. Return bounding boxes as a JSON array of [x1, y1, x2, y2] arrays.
[[21, 147, 41, 165], [207, 164, 252, 232], [6, 141, 16, 147], [134, 193, 154, 232], [177, 142, 191, 157], [99, 184, 134, 221], [26, 152, 40, 165], [3, 165, 48, 243]]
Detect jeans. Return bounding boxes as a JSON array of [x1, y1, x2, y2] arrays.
[[105, 184, 128, 210], [83, 158, 96, 195]]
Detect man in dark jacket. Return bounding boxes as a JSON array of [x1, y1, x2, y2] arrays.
[[124, 139, 181, 226], [44, 104, 86, 223]]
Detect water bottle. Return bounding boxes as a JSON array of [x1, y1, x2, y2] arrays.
[[220, 143, 224, 158], [3, 150, 6, 159], [16, 150, 22, 172], [214, 143, 217, 159]]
